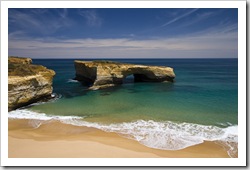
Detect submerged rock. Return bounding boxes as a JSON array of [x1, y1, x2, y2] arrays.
[[8, 56, 55, 111], [74, 60, 175, 90]]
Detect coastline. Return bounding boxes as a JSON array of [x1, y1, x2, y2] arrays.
[[8, 119, 231, 158]]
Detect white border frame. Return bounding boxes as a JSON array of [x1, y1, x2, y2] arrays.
[[1, 0, 246, 166]]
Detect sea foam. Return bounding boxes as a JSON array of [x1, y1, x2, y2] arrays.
[[8, 109, 82, 121], [8, 109, 238, 157], [67, 79, 79, 83]]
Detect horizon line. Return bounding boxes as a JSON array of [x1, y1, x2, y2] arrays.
[[29, 57, 238, 60]]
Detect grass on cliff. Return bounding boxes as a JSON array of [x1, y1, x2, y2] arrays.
[[8, 63, 47, 77], [8, 56, 32, 64], [92, 60, 133, 66], [93, 60, 119, 64]]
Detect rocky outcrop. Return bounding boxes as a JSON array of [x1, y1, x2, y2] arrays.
[[74, 60, 175, 90], [8, 56, 55, 111]]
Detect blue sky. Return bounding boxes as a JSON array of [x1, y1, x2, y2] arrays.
[[8, 8, 238, 58]]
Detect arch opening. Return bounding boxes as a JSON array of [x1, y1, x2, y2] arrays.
[[122, 73, 153, 84], [123, 74, 135, 84]]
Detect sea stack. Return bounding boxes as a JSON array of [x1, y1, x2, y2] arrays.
[[8, 56, 55, 111], [74, 60, 175, 90]]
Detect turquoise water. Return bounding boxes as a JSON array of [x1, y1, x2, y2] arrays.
[[29, 59, 238, 126], [9, 58, 238, 155]]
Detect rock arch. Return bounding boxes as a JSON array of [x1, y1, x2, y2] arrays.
[[74, 60, 175, 90], [122, 74, 135, 83]]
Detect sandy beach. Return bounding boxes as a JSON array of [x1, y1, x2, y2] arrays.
[[8, 119, 231, 158]]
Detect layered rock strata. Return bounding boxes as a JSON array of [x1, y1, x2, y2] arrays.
[[8, 56, 55, 111], [74, 60, 175, 90]]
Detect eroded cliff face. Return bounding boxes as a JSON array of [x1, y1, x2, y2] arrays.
[[8, 57, 55, 111], [74, 60, 175, 90]]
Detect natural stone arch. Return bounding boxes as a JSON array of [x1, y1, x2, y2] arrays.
[[122, 73, 135, 84], [74, 60, 175, 90]]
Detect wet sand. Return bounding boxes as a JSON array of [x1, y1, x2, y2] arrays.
[[8, 119, 230, 158]]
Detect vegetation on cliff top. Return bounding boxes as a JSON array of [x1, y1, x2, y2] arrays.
[[8, 56, 52, 77]]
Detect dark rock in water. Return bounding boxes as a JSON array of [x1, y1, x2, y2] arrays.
[[8, 56, 55, 111], [74, 60, 175, 90]]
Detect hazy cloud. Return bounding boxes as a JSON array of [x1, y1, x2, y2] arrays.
[[9, 30, 237, 58], [78, 9, 102, 27], [8, 8, 237, 59]]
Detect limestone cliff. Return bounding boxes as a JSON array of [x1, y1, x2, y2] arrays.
[[8, 56, 55, 111], [74, 60, 175, 90]]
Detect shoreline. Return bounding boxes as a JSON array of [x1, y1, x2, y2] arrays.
[[8, 119, 232, 158]]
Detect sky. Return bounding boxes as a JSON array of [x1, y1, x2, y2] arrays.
[[8, 8, 238, 59]]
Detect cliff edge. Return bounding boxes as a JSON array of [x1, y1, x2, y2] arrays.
[[8, 56, 55, 111]]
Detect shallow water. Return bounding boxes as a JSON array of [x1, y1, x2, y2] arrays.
[[8, 58, 238, 157]]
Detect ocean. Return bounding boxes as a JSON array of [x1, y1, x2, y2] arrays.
[[8, 58, 238, 157]]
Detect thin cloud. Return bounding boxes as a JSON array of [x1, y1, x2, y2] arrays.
[[9, 10, 41, 28], [8, 9, 72, 36], [8, 9, 237, 58], [161, 8, 199, 27], [57, 8, 68, 18], [31, 8, 48, 15], [9, 29, 237, 58], [78, 9, 102, 27], [180, 9, 227, 28], [141, 9, 225, 36], [179, 11, 216, 28], [189, 22, 238, 37], [8, 31, 27, 40], [220, 23, 238, 33]]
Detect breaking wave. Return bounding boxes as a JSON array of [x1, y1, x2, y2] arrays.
[[8, 109, 238, 157]]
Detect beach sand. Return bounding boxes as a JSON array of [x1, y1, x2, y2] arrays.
[[8, 119, 230, 158]]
